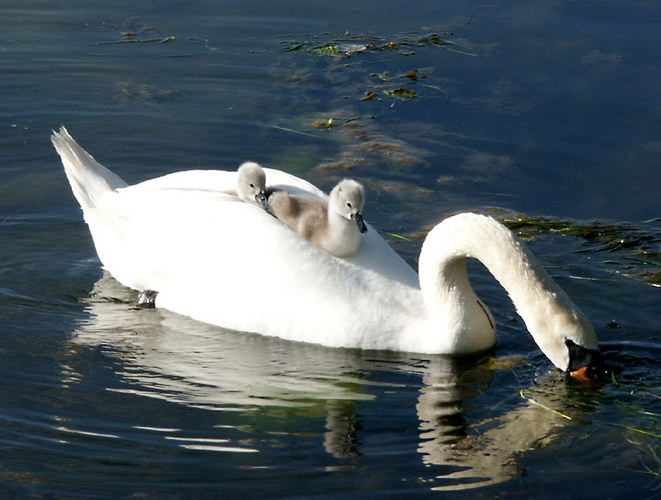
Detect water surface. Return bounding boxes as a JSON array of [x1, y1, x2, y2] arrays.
[[1, 1, 660, 497]]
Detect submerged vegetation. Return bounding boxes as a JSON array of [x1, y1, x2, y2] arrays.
[[87, 16, 175, 46], [502, 217, 661, 287], [281, 32, 462, 58], [111, 82, 173, 111], [280, 31, 469, 106], [90, 35, 175, 47], [520, 379, 661, 485]]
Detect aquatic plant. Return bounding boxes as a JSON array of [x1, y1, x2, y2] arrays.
[[281, 32, 460, 58], [280, 31, 463, 105], [502, 217, 661, 287]]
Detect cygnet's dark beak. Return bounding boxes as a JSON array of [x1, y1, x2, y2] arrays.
[[255, 190, 268, 209], [565, 339, 610, 384], [352, 213, 368, 234]]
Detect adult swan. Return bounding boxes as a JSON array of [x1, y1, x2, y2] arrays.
[[51, 126, 606, 382]]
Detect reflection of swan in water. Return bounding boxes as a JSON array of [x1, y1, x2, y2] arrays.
[[73, 273, 375, 410], [416, 359, 580, 490], [69, 273, 584, 489]]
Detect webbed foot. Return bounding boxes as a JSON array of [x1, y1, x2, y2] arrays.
[[136, 289, 158, 308]]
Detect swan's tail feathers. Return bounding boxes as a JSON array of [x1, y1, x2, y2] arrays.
[[51, 126, 128, 211]]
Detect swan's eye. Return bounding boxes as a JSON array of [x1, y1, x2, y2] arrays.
[[249, 183, 255, 188], [346, 202, 352, 209]]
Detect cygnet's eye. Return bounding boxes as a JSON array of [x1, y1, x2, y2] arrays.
[[346, 202, 352, 209], [249, 183, 255, 188]]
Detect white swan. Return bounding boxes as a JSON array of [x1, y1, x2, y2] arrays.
[[267, 178, 368, 257], [51, 126, 605, 380]]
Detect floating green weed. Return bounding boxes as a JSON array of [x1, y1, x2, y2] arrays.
[[384, 88, 417, 101], [281, 31, 460, 106], [112, 82, 172, 111], [502, 216, 661, 286], [520, 390, 573, 420], [258, 116, 363, 143], [371, 70, 449, 101], [516, 382, 661, 470], [282, 32, 461, 58], [311, 44, 341, 57], [119, 88, 164, 111], [376, 229, 415, 242], [90, 35, 175, 47], [263, 123, 337, 141]]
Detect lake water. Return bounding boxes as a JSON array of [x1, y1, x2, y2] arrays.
[[1, 0, 660, 497]]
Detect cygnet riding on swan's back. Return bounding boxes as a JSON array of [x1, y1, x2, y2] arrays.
[[51, 126, 607, 383], [232, 161, 268, 208], [267, 179, 368, 258]]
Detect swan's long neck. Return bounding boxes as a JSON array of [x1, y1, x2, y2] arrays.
[[417, 213, 597, 370], [325, 202, 361, 258]]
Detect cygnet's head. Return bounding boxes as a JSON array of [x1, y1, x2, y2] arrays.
[[236, 162, 268, 208], [330, 179, 368, 234]]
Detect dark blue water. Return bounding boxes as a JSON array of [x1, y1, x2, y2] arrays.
[[1, 1, 660, 497]]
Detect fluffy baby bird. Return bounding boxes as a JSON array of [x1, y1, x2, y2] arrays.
[[232, 161, 268, 208], [267, 179, 368, 257]]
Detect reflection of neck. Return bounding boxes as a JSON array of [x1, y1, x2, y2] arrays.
[[416, 362, 575, 491], [323, 400, 360, 458]]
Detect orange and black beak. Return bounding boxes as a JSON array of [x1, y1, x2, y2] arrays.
[[566, 339, 610, 384]]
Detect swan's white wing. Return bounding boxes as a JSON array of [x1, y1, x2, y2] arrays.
[[128, 167, 326, 198]]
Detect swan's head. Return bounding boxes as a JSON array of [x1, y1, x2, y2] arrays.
[[565, 339, 609, 384], [237, 162, 268, 208], [330, 179, 367, 234], [534, 309, 609, 383], [527, 299, 609, 384]]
